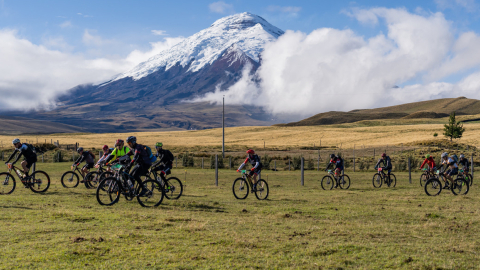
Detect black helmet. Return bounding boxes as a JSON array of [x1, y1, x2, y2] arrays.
[[126, 136, 136, 144], [330, 154, 335, 159], [77, 147, 84, 153]]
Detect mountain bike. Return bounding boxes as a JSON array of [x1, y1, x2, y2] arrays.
[[458, 168, 473, 187], [96, 164, 165, 207], [84, 164, 113, 189], [60, 164, 83, 188], [0, 163, 50, 194], [146, 169, 183, 199], [321, 170, 350, 190], [372, 168, 396, 188], [424, 172, 469, 196], [420, 168, 437, 187], [232, 170, 269, 200]]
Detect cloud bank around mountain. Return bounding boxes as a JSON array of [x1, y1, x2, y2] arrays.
[[0, 29, 183, 111], [196, 7, 480, 117]]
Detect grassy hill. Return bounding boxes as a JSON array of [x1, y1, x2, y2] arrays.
[[279, 97, 480, 127], [0, 116, 85, 135]]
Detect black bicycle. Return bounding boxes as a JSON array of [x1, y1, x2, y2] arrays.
[[84, 164, 113, 189], [232, 170, 269, 200], [420, 168, 438, 187], [0, 163, 50, 194], [96, 164, 164, 207], [372, 168, 396, 188], [321, 170, 350, 190], [424, 172, 469, 196], [146, 169, 183, 200]]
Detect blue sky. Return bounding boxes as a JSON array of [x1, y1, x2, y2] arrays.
[[2, 0, 479, 56]]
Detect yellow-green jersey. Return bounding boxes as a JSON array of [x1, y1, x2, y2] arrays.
[[106, 146, 130, 164]]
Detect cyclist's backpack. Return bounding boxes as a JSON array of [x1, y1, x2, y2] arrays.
[[87, 151, 95, 160], [26, 143, 36, 154], [450, 154, 458, 164], [143, 145, 156, 163]]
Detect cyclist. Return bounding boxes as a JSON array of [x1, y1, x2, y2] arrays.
[[440, 152, 458, 188], [103, 139, 130, 165], [151, 142, 174, 180], [419, 154, 436, 172], [5, 138, 37, 179], [73, 147, 95, 180], [458, 154, 469, 173], [374, 153, 392, 179], [96, 145, 113, 168], [237, 149, 262, 191], [325, 154, 344, 187], [124, 136, 151, 196]]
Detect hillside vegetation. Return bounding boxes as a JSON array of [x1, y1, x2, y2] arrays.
[[280, 97, 480, 126], [2, 116, 480, 151]]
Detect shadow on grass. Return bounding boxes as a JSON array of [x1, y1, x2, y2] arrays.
[[0, 205, 34, 210]]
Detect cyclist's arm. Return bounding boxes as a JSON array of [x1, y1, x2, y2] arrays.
[[74, 154, 84, 165], [419, 159, 428, 169], [5, 149, 19, 163], [237, 158, 248, 171], [325, 162, 333, 170], [374, 159, 381, 169]]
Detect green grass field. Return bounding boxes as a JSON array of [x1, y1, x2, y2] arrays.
[[1, 163, 478, 269]]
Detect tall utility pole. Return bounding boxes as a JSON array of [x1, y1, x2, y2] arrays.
[[222, 95, 225, 158]]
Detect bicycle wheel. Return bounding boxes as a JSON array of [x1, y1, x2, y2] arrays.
[[451, 177, 469, 195], [420, 173, 428, 187], [232, 178, 249, 199], [466, 173, 473, 186], [100, 171, 114, 180], [29, 171, 50, 193], [254, 179, 269, 200], [321, 175, 334, 190], [61, 171, 79, 188], [136, 179, 165, 207], [0, 172, 16, 195], [388, 174, 397, 188], [424, 178, 442, 196], [164, 177, 183, 200], [96, 177, 120, 206], [372, 173, 383, 188], [84, 172, 101, 189], [338, 174, 351, 189]]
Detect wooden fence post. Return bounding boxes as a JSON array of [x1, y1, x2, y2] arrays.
[[301, 157, 304, 186], [408, 157, 412, 184], [215, 154, 218, 186]]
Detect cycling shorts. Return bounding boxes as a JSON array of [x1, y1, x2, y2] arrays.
[[24, 156, 37, 169], [83, 163, 94, 170], [153, 165, 172, 175], [248, 167, 261, 176], [446, 168, 458, 176]]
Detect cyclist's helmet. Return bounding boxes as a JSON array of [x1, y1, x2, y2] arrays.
[[12, 138, 20, 144], [126, 136, 136, 144], [156, 142, 163, 147], [425, 154, 431, 159], [246, 149, 255, 154], [330, 154, 336, 159], [115, 139, 124, 146], [77, 147, 84, 153], [102, 145, 109, 151], [381, 153, 387, 158], [441, 152, 448, 158], [460, 154, 465, 159]]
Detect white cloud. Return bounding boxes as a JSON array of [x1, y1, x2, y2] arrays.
[[59, 20, 72, 29], [0, 29, 183, 111], [151, 30, 167, 36], [435, 0, 477, 11], [209, 1, 234, 14], [267, 5, 302, 16], [41, 36, 74, 52], [82, 29, 111, 47], [195, 7, 480, 117]]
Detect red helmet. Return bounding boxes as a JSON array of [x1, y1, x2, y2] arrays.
[[246, 149, 255, 154], [382, 153, 387, 157], [115, 139, 124, 146], [102, 145, 109, 151]]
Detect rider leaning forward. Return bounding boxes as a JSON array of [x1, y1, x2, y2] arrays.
[[73, 147, 95, 180], [5, 138, 37, 179], [419, 154, 436, 172], [375, 153, 392, 178], [151, 142, 174, 180], [237, 149, 262, 192], [325, 154, 344, 187], [440, 152, 458, 188]]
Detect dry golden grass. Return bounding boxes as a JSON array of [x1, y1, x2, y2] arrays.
[[2, 119, 480, 150]]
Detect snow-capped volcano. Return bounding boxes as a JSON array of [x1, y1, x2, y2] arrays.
[[112, 12, 284, 81]]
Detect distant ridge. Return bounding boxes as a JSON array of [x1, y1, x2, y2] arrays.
[[277, 97, 480, 126]]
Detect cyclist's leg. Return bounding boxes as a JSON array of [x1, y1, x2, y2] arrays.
[[131, 164, 149, 190]]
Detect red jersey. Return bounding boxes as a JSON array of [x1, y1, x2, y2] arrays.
[[420, 157, 435, 169]]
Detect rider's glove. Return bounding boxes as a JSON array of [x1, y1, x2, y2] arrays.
[[251, 168, 255, 171], [4, 162, 7, 165], [236, 169, 240, 172]]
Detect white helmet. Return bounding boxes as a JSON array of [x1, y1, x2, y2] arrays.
[[441, 152, 448, 158], [12, 138, 20, 144], [460, 154, 465, 159]]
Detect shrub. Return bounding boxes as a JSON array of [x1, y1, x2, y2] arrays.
[[307, 158, 315, 170], [262, 154, 272, 170], [210, 155, 224, 169], [292, 156, 302, 170], [53, 150, 64, 163]]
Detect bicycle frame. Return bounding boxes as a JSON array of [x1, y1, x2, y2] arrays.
[[240, 170, 255, 189], [6, 164, 31, 186]]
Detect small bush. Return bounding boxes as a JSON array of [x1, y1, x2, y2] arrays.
[[210, 155, 224, 169], [53, 150, 64, 163]]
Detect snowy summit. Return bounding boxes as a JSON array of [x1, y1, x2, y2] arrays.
[[112, 12, 284, 81]]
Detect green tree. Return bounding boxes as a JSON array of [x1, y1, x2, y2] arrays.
[[443, 112, 465, 141]]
